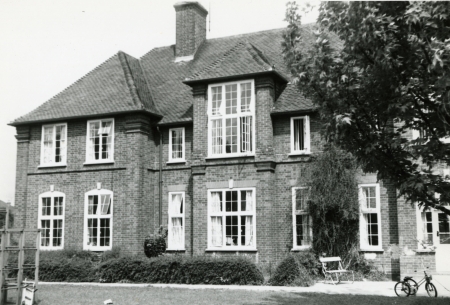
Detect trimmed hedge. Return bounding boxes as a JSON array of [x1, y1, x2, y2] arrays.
[[97, 256, 264, 285]]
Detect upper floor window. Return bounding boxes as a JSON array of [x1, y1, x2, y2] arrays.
[[292, 187, 312, 249], [208, 188, 256, 250], [359, 184, 382, 250], [208, 80, 255, 157], [38, 191, 65, 249], [290, 116, 310, 154], [86, 119, 114, 163], [169, 127, 185, 162], [40, 123, 67, 166], [168, 192, 185, 250], [84, 189, 113, 251]]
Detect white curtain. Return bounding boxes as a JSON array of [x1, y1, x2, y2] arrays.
[[210, 192, 222, 212], [244, 191, 253, 246], [100, 194, 111, 215], [58, 125, 66, 163], [212, 120, 222, 154], [211, 216, 223, 246], [171, 218, 183, 248], [43, 126, 53, 164]]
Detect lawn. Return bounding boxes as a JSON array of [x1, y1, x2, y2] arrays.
[[5, 285, 449, 305]]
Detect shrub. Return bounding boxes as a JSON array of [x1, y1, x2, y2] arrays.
[[101, 247, 122, 262], [97, 256, 264, 285], [144, 226, 167, 258], [269, 255, 315, 287], [292, 251, 322, 275]]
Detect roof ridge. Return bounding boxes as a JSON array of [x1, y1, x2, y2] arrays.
[[117, 51, 146, 110], [10, 53, 121, 124]]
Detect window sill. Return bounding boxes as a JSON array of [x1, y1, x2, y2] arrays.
[[83, 161, 115, 165], [288, 152, 311, 156], [414, 249, 436, 253], [205, 248, 257, 252], [205, 154, 255, 160], [84, 247, 112, 251], [359, 248, 384, 252], [291, 246, 312, 251], [166, 248, 186, 252], [41, 247, 64, 251], [166, 160, 186, 164], [38, 164, 67, 169]]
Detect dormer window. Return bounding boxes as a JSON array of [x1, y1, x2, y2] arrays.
[[40, 123, 67, 167], [208, 80, 255, 157], [86, 119, 114, 163]]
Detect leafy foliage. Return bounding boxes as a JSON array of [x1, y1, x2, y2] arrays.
[[307, 145, 360, 260], [283, 1, 450, 214], [97, 256, 264, 285], [269, 253, 316, 286], [144, 226, 168, 258]]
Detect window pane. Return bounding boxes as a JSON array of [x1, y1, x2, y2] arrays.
[[225, 118, 237, 153], [43, 126, 54, 164], [293, 119, 304, 151], [211, 216, 223, 246], [88, 196, 98, 215], [40, 220, 51, 246], [225, 215, 238, 246], [363, 187, 377, 209], [225, 191, 238, 212], [53, 219, 63, 247], [170, 217, 183, 248], [240, 116, 252, 152], [439, 213, 450, 244], [225, 84, 237, 114], [55, 125, 66, 163], [295, 189, 309, 211], [54, 197, 63, 216], [100, 195, 111, 215], [89, 122, 100, 160], [87, 218, 98, 246], [241, 216, 253, 246], [211, 86, 222, 115], [240, 83, 251, 113], [171, 129, 183, 160], [42, 197, 51, 216], [211, 119, 223, 155], [100, 218, 110, 247], [366, 213, 379, 246]]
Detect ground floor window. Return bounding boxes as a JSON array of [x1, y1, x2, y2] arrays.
[[359, 184, 382, 250], [38, 191, 65, 249], [84, 189, 113, 251], [208, 188, 255, 250], [292, 187, 312, 249], [168, 192, 185, 250]]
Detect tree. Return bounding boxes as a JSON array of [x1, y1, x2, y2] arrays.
[[283, 1, 450, 215]]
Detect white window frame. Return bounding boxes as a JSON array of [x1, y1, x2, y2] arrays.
[[290, 116, 310, 154], [292, 187, 312, 250], [207, 80, 256, 158], [85, 118, 114, 164], [83, 189, 113, 251], [38, 191, 65, 250], [359, 183, 382, 251], [416, 205, 435, 250], [207, 187, 256, 251], [167, 192, 185, 250], [40, 123, 67, 167], [168, 127, 185, 162]]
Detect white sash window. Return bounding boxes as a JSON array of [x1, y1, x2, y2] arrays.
[[40, 123, 67, 166], [359, 184, 382, 250], [84, 189, 113, 251], [168, 192, 185, 250], [86, 119, 114, 163], [292, 187, 312, 249], [290, 116, 310, 154], [169, 128, 185, 162], [38, 191, 65, 249]]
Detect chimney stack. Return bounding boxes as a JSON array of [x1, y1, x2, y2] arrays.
[[174, 1, 208, 62]]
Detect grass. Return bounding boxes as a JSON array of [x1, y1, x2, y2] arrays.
[[4, 285, 449, 305]]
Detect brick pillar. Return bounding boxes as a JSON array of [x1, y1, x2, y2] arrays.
[[255, 77, 275, 162], [192, 84, 207, 165], [14, 126, 30, 228]]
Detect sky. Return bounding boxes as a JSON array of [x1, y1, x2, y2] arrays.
[[0, 0, 319, 205]]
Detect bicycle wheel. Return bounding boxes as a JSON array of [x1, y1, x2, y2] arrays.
[[395, 282, 411, 297], [405, 279, 418, 295], [425, 283, 438, 297]]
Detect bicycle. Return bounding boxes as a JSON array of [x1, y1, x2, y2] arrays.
[[395, 271, 438, 297]]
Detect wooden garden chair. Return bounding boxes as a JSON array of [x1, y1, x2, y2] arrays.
[[319, 257, 354, 285]]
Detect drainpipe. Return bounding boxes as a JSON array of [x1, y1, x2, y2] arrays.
[[157, 126, 163, 227]]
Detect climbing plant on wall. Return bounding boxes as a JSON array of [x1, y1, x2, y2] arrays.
[[306, 144, 360, 261]]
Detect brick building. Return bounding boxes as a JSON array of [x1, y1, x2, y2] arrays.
[[9, 2, 449, 279]]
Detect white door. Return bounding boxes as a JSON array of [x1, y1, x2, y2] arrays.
[[434, 209, 450, 272]]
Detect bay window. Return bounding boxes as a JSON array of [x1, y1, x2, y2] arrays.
[[38, 191, 65, 249], [292, 187, 312, 249], [40, 123, 67, 166], [359, 184, 382, 250], [86, 119, 114, 163], [84, 189, 113, 251], [208, 188, 256, 250], [208, 80, 255, 157], [290, 116, 310, 154], [167, 192, 185, 250]]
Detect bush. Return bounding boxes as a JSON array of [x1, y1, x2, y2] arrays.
[[144, 226, 167, 258], [97, 256, 264, 285], [269, 254, 315, 287]]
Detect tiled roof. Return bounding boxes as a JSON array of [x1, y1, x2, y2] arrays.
[[10, 52, 160, 126], [12, 24, 324, 126]]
